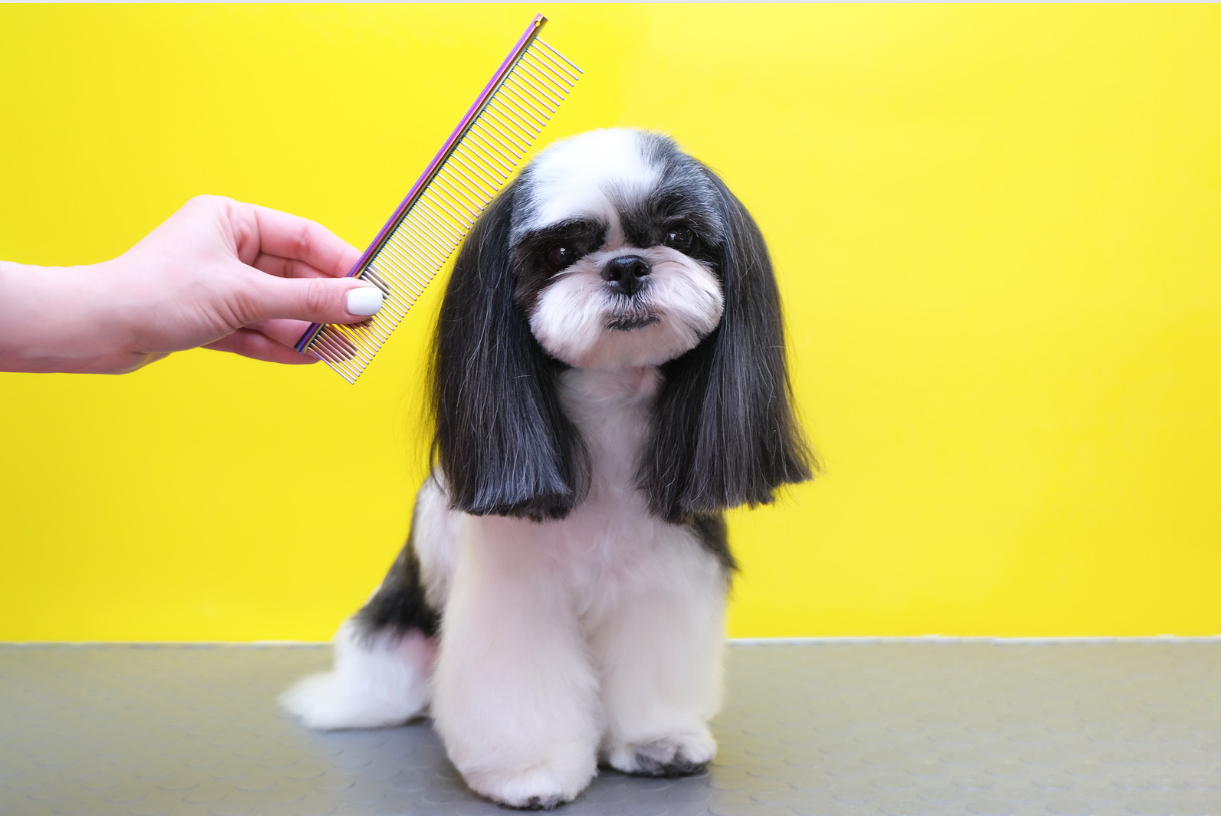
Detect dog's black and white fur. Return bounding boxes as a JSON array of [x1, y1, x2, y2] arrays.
[[282, 129, 812, 809]]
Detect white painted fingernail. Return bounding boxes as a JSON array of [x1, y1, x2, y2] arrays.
[[346, 287, 383, 316]]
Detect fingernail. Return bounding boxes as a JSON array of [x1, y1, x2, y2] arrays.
[[346, 286, 383, 316]]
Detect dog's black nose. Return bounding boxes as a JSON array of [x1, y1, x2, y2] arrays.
[[601, 255, 651, 296]]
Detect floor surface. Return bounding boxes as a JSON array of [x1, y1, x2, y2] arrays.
[[1, 642, 1219, 816]]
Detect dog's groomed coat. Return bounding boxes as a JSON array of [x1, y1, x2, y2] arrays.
[[282, 129, 812, 809]]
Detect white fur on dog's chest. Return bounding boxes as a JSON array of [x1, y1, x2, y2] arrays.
[[556, 365, 662, 556], [415, 364, 714, 624], [550, 366, 683, 613], [470, 366, 700, 618]]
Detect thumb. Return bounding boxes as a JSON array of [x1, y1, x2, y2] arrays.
[[247, 275, 384, 325]]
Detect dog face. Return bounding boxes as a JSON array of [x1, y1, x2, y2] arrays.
[[431, 129, 813, 522], [508, 130, 726, 370]]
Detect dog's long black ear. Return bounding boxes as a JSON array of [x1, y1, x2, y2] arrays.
[[430, 182, 589, 522], [642, 168, 815, 522]]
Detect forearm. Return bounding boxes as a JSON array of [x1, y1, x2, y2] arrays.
[[0, 260, 151, 374]]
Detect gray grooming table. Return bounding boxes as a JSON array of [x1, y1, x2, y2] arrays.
[[2, 642, 1219, 815]]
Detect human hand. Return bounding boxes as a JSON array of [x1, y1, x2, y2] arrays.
[[0, 196, 383, 374]]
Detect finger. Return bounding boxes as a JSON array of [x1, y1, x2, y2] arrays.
[[252, 252, 333, 280], [245, 317, 373, 350], [243, 273, 384, 326], [248, 318, 315, 349], [250, 205, 363, 279], [205, 330, 320, 365]]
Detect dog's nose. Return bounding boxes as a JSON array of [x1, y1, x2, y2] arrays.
[[601, 255, 651, 296]]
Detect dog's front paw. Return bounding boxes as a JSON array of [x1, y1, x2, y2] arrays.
[[606, 730, 716, 778], [463, 754, 597, 811]]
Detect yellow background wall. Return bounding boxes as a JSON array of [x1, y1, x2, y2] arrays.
[[2, 5, 1219, 641]]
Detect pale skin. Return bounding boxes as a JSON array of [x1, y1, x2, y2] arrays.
[[0, 195, 382, 374]]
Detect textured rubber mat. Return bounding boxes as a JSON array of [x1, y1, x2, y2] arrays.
[[1, 642, 1219, 816]]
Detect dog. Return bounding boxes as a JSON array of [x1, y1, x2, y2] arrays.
[[282, 128, 812, 809]]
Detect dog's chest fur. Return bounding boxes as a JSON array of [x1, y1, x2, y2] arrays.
[[550, 366, 670, 611], [418, 364, 722, 631]]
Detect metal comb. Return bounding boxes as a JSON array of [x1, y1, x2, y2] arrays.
[[295, 14, 581, 382]]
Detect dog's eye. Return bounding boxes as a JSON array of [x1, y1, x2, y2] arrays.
[[545, 245, 574, 272], [663, 227, 694, 253]]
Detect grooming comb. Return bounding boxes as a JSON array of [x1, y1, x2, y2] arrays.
[[295, 14, 582, 382]]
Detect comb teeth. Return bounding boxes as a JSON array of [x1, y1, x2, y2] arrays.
[[297, 20, 581, 383]]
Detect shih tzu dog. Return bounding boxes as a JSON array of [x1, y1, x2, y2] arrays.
[[282, 128, 812, 809]]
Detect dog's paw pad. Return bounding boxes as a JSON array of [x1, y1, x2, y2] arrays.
[[608, 734, 716, 778], [630, 752, 707, 778], [465, 756, 593, 810], [497, 795, 562, 811]]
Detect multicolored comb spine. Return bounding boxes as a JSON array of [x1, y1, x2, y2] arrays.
[[296, 14, 581, 383]]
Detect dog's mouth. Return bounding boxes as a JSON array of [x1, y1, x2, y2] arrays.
[[606, 313, 661, 332], [604, 293, 660, 332]]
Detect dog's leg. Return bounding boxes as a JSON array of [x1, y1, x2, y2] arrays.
[[591, 527, 728, 777], [432, 515, 600, 810], [279, 617, 435, 729], [280, 481, 455, 730]]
